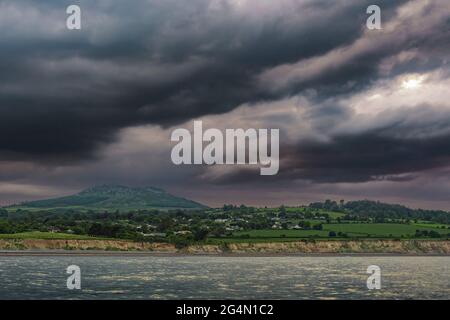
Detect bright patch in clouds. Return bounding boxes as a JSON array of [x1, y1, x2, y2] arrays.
[[347, 71, 449, 117], [401, 75, 425, 90]]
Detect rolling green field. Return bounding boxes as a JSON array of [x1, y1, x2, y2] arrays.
[[233, 229, 330, 238], [0, 232, 108, 240], [322, 223, 449, 237], [228, 223, 450, 241]]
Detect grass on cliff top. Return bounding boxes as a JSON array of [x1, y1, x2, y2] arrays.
[[0, 231, 110, 240], [232, 223, 449, 238]]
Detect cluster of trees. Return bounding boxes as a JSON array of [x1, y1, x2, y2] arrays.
[[87, 223, 139, 239], [414, 229, 443, 238], [298, 221, 323, 230], [0, 208, 207, 239], [0, 207, 240, 242], [310, 200, 450, 224], [310, 199, 344, 211], [222, 204, 257, 214], [0, 208, 8, 218]]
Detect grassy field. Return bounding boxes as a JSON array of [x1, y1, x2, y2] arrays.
[[323, 223, 449, 237], [6, 206, 94, 213], [227, 223, 449, 241], [413, 222, 449, 229], [284, 207, 346, 219], [233, 229, 330, 238], [319, 211, 347, 219], [0, 231, 108, 240]]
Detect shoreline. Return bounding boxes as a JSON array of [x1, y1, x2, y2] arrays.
[[0, 239, 449, 256], [0, 250, 449, 257]]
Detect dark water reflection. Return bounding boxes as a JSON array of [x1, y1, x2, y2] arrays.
[[0, 255, 448, 299]]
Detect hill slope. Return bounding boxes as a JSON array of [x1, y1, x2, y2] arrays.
[[14, 185, 206, 210]]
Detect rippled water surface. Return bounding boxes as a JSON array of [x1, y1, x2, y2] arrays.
[[0, 255, 448, 299]]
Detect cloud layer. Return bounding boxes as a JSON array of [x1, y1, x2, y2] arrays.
[[1, 0, 450, 208]]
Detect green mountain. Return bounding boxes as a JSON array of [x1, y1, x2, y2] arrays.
[[15, 185, 206, 210]]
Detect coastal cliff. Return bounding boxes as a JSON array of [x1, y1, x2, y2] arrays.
[[0, 239, 449, 255]]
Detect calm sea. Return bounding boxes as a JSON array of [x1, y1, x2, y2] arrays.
[[0, 255, 448, 299]]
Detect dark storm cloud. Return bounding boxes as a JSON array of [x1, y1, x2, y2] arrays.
[[285, 130, 450, 183], [206, 130, 450, 185], [1, 0, 450, 210], [210, 101, 450, 185], [0, 0, 410, 162], [259, 1, 450, 98]]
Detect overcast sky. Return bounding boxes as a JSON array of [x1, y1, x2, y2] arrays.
[[1, 0, 450, 209]]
